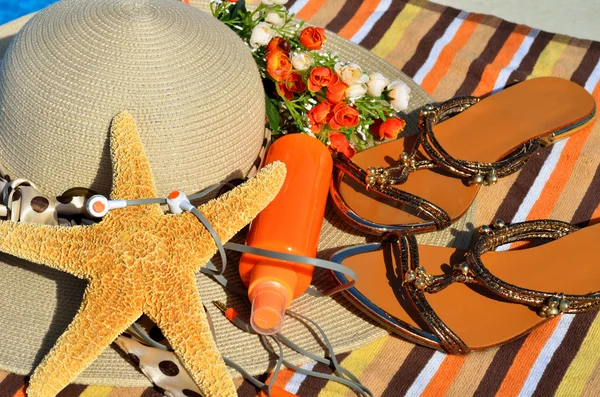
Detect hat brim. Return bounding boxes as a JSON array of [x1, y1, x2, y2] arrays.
[[0, 1, 475, 386]]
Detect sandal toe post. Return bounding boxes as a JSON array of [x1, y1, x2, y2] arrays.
[[332, 77, 596, 235], [331, 218, 600, 353]]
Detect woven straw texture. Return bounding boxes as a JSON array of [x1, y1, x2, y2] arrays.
[[0, 0, 464, 387], [0, 0, 266, 198]]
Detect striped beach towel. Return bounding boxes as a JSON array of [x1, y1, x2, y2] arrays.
[[2, 0, 600, 395]]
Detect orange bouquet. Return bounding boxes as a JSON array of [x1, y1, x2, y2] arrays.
[[211, 0, 410, 156]]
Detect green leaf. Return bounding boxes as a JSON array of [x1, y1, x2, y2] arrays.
[[265, 94, 281, 133], [230, 0, 247, 19]]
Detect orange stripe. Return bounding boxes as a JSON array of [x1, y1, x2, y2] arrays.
[[525, 83, 600, 221], [472, 25, 530, 96], [495, 318, 560, 397], [337, 0, 382, 39], [421, 13, 484, 93], [591, 202, 600, 223], [259, 368, 296, 397], [525, 125, 594, 221], [12, 386, 26, 397], [420, 355, 467, 397], [295, 0, 327, 23]]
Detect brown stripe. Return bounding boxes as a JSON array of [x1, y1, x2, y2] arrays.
[[401, 7, 462, 77], [571, 42, 600, 86], [295, 352, 351, 396], [571, 164, 600, 226], [531, 311, 598, 397], [381, 345, 435, 397], [237, 371, 269, 396], [285, 0, 297, 10], [454, 20, 516, 96], [56, 384, 87, 397], [506, 31, 553, 84], [472, 338, 526, 397], [141, 387, 166, 397], [494, 147, 553, 222], [0, 374, 26, 396], [360, 0, 408, 49], [325, 0, 363, 33]]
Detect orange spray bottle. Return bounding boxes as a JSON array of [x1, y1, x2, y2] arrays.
[[239, 134, 333, 335]]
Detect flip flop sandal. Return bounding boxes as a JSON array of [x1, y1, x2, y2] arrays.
[[329, 220, 600, 354], [331, 77, 596, 235]]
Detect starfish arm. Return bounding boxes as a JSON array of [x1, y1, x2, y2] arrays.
[[182, 161, 286, 271], [0, 221, 94, 278], [109, 112, 161, 206], [27, 278, 144, 397], [146, 274, 236, 397]]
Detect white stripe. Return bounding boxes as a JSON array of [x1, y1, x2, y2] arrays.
[[413, 11, 470, 85], [404, 351, 446, 397], [288, 0, 311, 15], [350, 0, 393, 43], [492, 29, 540, 93], [495, 139, 568, 251], [284, 361, 317, 394], [584, 59, 600, 93], [511, 139, 567, 223], [517, 314, 575, 397], [496, 53, 600, 251]]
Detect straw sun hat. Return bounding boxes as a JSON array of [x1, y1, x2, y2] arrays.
[[0, 0, 476, 386]]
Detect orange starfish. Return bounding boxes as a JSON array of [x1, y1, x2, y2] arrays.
[[0, 112, 286, 397]]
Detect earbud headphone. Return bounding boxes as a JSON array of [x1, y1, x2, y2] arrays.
[[85, 191, 194, 218], [85, 195, 127, 218], [166, 190, 194, 214]]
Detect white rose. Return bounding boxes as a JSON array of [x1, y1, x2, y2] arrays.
[[334, 62, 369, 85], [265, 12, 285, 27], [347, 83, 368, 99], [249, 22, 274, 48], [290, 52, 314, 71], [386, 80, 411, 112], [367, 72, 390, 97]]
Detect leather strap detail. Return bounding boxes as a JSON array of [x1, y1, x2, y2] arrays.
[[388, 232, 470, 355], [417, 97, 539, 185], [334, 154, 452, 231], [466, 220, 600, 316]]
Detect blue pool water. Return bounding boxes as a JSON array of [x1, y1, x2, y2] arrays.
[[0, 0, 58, 25]]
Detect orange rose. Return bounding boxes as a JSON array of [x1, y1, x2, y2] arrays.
[[370, 117, 406, 140], [326, 80, 349, 104], [329, 132, 356, 158], [266, 50, 292, 82], [307, 101, 334, 132], [329, 102, 360, 130], [266, 37, 291, 55], [300, 27, 326, 50], [278, 72, 307, 100], [307, 66, 338, 92]]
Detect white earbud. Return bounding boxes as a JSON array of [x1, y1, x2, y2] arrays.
[[167, 191, 193, 214], [86, 195, 127, 218]]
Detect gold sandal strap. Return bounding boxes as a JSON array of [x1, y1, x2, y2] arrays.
[[417, 97, 539, 185], [389, 232, 470, 354], [334, 154, 452, 231], [465, 220, 600, 318]]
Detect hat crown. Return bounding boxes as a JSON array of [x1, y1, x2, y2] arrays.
[[0, 0, 266, 197]]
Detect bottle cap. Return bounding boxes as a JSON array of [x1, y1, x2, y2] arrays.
[[250, 281, 288, 335]]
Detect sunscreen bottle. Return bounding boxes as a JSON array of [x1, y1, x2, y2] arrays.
[[239, 134, 333, 335]]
